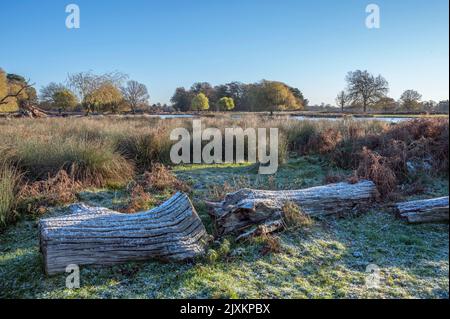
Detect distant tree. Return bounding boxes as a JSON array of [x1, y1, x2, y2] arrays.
[[191, 82, 215, 98], [67, 72, 96, 107], [437, 100, 449, 113], [288, 87, 307, 109], [68, 71, 127, 112], [121, 80, 150, 113], [7, 74, 37, 107], [213, 84, 229, 108], [0, 71, 36, 112], [335, 91, 350, 112], [251, 80, 301, 112], [170, 87, 192, 112], [0, 69, 9, 111], [40, 83, 66, 104], [400, 89, 422, 112], [346, 70, 389, 112], [216, 97, 235, 111], [6, 73, 26, 83], [214, 82, 247, 110], [171, 80, 305, 112], [374, 96, 397, 113], [191, 92, 209, 111], [52, 89, 79, 111], [422, 100, 437, 112], [40, 82, 78, 110], [84, 82, 123, 113]]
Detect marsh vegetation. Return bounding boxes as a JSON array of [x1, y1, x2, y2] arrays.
[[0, 115, 448, 298]]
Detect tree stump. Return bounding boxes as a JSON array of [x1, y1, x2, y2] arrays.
[[396, 196, 449, 224], [39, 192, 209, 275]]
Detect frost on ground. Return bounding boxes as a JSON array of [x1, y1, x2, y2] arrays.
[[0, 158, 448, 299]]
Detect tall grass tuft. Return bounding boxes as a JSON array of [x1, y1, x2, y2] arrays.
[[116, 129, 173, 172], [0, 162, 21, 227], [14, 138, 134, 187]]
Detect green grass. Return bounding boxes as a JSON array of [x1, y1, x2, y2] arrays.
[[0, 157, 448, 299]]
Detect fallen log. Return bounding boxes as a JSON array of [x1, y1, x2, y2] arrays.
[[208, 180, 377, 237], [20, 104, 48, 118], [39, 192, 209, 275], [396, 196, 449, 224]]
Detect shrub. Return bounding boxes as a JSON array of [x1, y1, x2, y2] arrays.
[[355, 147, 397, 198], [116, 129, 172, 171], [283, 121, 319, 154], [142, 163, 190, 193], [17, 170, 82, 215], [14, 138, 134, 187], [260, 234, 283, 256], [120, 184, 155, 213]]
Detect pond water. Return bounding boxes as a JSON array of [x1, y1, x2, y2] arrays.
[[150, 114, 444, 124], [153, 114, 195, 119], [291, 116, 412, 123]]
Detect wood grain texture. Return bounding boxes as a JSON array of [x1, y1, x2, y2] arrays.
[[208, 180, 377, 236], [39, 192, 209, 275], [396, 196, 449, 224]]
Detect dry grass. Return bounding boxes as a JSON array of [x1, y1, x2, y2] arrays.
[[143, 163, 191, 193], [116, 128, 173, 171], [0, 116, 447, 225], [260, 234, 283, 256], [208, 181, 240, 202], [356, 148, 397, 198], [287, 118, 449, 197], [0, 162, 21, 227], [120, 184, 155, 214], [281, 201, 313, 229], [17, 170, 82, 215]]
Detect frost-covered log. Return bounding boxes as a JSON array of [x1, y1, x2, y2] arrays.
[[39, 192, 209, 275], [208, 180, 377, 237], [396, 196, 449, 224]]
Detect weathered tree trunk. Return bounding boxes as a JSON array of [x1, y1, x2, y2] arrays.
[[39, 192, 209, 275], [20, 104, 48, 118], [396, 196, 449, 224], [208, 180, 377, 237]]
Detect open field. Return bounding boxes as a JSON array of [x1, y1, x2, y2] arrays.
[[0, 115, 448, 298]]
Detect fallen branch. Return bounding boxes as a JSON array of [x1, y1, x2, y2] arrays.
[[19, 103, 48, 118], [396, 196, 449, 224], [208, 180, 377, 237], [39, 192, 209, 275], [0, 82, 33, 105]]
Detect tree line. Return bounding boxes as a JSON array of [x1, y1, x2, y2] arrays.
[[1, 69, 150, 114], [170, 80, 307, 112], [1, 67, 448, 114], [335, 70, 449, 113]]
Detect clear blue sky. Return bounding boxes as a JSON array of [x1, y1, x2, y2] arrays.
[[0, 0, 448, 105]]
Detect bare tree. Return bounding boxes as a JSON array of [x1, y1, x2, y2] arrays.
[[121, 80, 150, 113], [67, 72, 97, 104], [346, 70, 389, 112], [40, 82, 67, 104], [67, 71, 128, 113], [335, 90, 350, 112]]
